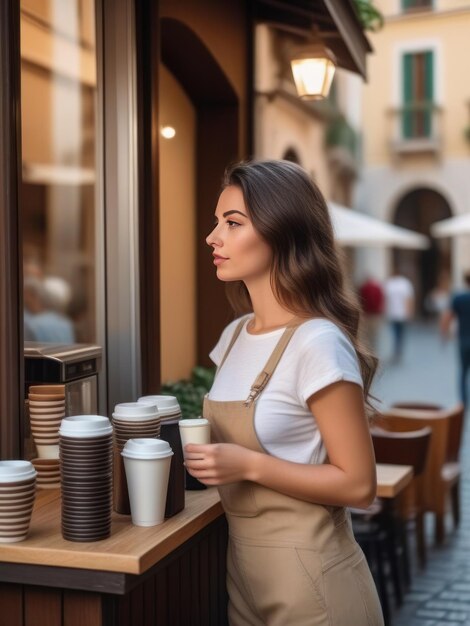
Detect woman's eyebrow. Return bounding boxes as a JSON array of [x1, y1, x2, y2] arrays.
[[222, 210, 248, 218]]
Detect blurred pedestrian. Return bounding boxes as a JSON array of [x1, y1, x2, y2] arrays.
[[384, 270, 415, 362], [359, 276, 384, 352], [440, 270, 470, 406], [424, 270, 450, 318]]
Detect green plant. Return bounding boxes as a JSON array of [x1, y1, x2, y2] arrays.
[[352, 0, 384, 32], [464, 125, 470, 143], [161, 366, 216, 419]]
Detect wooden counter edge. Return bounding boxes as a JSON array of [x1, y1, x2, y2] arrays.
[[0, 489, 224, 576]]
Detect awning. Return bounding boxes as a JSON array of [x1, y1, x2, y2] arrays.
[[329, 202, 429, 249], [431, 213, 470, 238]]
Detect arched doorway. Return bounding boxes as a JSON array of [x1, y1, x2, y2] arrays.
[[392, 188, 452, 315], [159, 18, 240, 375], [282, 148, 301, 164]]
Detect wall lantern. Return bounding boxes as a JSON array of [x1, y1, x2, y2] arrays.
[[290, 44, 337, 100]]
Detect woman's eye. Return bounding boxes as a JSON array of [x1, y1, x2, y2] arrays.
[[227, 220, 241, 228]]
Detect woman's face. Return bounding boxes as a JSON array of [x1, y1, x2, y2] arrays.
[[206, 185, 273, 284]]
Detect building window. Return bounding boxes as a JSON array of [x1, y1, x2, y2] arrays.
[[401, 0, 433, 11], [20, 0, 99, 345], [402, 51, 434, 139]]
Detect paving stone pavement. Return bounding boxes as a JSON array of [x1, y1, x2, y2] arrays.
[[370, 321, 470, 626]]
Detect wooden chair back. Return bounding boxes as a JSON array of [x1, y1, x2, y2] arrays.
[[374, 408, 450, 513], [371, 426, 431, 477]]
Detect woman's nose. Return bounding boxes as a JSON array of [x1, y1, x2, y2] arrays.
[[206, 224, 221, 247]]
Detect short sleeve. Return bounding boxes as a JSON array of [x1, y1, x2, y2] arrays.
[[209, 316, 247, 366], [295, 328, 363, 407]]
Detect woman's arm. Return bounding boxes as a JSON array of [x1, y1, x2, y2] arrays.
[[185, 381, 377, 509]]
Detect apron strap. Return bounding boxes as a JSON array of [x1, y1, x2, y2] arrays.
[[245, 319, 306, 406], [216, 316, 249, 374]]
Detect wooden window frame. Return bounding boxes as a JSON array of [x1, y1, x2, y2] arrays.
[[0, 0, 23, 459]]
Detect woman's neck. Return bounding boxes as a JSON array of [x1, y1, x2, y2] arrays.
[[244, 278, 299, 334]]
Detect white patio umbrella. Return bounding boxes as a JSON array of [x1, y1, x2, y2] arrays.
[[328, 202, 429, 249], [430, 212, 470, 238]]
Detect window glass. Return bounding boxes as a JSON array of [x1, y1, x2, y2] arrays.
[[20, 0, 98, 344]]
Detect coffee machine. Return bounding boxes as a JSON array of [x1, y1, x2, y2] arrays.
[[24, 342, 102, 416]]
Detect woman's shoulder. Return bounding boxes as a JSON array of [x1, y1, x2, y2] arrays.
[[296, 317, 347, 339], [293, 318, 356, 353], [217, 314, 251, 346]]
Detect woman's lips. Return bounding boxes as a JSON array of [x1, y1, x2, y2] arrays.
[[213, 255, 228, 266]]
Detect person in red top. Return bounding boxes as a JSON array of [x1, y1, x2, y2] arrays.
[[359, 277, 384, 352]]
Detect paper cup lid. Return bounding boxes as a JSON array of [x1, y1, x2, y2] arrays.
[[0, 461, 37, 483], [59, 415, 112, 438], [121, 438, 173, 460], [179, 418, 209, 427], [113, 402, 159, 419], [138, 395, 180, 415]]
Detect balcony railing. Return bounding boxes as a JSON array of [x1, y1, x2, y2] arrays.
[[388, 102, 442, 155]]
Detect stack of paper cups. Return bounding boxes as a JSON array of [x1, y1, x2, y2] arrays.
[[59, 415, 113, 542], [112, 402, 161, 514], [138, 395, 185, 517], [0, 461, 37, 543]]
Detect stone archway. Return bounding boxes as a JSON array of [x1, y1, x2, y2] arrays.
[[392, 188, 452, 315]]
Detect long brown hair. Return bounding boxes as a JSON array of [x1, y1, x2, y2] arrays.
[[222, 159, 378, 408]]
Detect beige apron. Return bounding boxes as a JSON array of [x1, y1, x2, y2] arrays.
[[203, 318, 384, 626]]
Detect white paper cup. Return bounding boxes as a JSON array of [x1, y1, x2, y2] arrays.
[[59, 415, 113, 438], [121, 439, 173, 527], [113, 402, 159, 423], [179, 418, 210, 457], [138, 395, 178, 410], [0, 461, 36, 484]]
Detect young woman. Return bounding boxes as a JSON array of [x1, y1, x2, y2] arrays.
[[185, 160, 384, 625]]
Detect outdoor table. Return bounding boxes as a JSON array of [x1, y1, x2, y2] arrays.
[[376, 463, 414, 498], [375, 462, 414, 610]]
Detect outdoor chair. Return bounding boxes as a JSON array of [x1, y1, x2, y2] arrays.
[[371, 426, 431, 568], [375, 404, 464, 545]]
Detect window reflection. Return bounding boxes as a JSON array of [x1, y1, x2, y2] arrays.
[[20, 0, 97, 344]]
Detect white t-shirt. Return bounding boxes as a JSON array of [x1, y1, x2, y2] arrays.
[[208, 315, 363, 464], [384, 276, 414, 321]]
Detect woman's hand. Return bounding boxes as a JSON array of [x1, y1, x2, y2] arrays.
[[184, 443, 257, 485]]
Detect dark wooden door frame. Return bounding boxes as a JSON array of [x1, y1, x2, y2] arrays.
[[0, 0, 23, 459], [135, 0, 161, 394]]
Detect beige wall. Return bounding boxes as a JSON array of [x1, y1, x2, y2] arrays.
[[375, 1, 470, 16], [254, 25, 333, 200], [160, 0, 248, 156], [363, 3, 470, 166], [159, 64, 197, 383]]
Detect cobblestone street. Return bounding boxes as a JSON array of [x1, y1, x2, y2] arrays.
[[371, 321, 469, 625]]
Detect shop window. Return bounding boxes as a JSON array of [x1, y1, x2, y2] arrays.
[[20, 0, 99, 345], [402, 50, 434, 139]]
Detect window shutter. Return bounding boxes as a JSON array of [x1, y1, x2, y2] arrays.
[[402, 53, 414, 138], [424, 51, 434, 136]]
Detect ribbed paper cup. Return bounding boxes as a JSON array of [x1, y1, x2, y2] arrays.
[[0, 461, 36, 543], [59, 416, 113, 542]]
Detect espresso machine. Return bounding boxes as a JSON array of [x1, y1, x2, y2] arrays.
[[24, 342, 102, 416]]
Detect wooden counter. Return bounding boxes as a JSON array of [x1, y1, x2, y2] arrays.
[[0, 488, 223, 575], [0, 489, 229, 626]]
